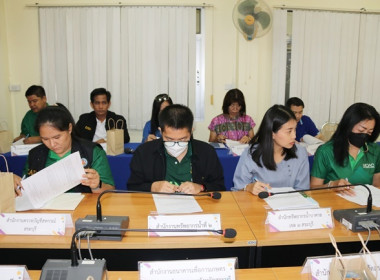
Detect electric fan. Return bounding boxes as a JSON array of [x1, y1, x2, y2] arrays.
[[232, 0, 273, 41]]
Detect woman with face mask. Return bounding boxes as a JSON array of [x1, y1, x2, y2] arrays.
[[310, 103, 380, 193]]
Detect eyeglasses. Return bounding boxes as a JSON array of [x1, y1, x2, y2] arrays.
[[155, 94, 170, 102], [163, 141, 189, 147]]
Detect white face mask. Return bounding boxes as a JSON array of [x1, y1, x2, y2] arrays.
[[164, 141, 189, 157]]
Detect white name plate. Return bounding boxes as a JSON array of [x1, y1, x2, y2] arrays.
[[302, 252, 380, 280], [0, 213, 66, 235], [148, 214, 221, 236], [0, 265, 31, 280], [139, 258, 237, 280], [267, 208, 333, 232]]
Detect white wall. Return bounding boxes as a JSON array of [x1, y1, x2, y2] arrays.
[[1, 0, 379, 142]]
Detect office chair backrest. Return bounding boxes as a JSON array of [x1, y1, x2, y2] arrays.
[[320, 122, 338, 142]]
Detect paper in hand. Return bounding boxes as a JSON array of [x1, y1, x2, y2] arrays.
[[16, 152, 85, 209]]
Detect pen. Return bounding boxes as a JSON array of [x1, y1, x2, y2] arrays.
[[254, 177, 269, 191], [16, 175, 26, 191], [25, 134, 30, 139]]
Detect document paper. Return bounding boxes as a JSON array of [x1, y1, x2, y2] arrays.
[[264, 187, 319, 210], [338, 184, 380, 207], [153, 194, 203, 214], [11, 138, 40, 156], [15, 152, 85, 209], [16, 193, 85, 211], [225, 139, 249, 156]]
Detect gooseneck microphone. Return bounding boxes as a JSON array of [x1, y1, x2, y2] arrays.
[[259, 184, 379, 232], [96, 189, 222, 222], [75, 189, 222, 240]]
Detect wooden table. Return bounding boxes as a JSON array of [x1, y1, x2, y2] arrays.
[[29, 267, 307, 279], [233, 190, 380, 267], [0, 192, 256, 270]]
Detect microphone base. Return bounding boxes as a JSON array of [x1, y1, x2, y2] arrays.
[[333, 208, 380, 232], [40, 259, 106, 280], [75, 215, 129, 240]]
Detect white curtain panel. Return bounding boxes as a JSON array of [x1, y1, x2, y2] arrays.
[[290, 10, 361, 129], [120, 6, 196, 129], [40, 7, 121, 121], [39, 6, 196, 129], [355, 14, 380, 110], [271, 8, 288, 105]]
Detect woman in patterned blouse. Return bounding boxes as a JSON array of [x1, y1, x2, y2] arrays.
[[208, 88, 255, 144]]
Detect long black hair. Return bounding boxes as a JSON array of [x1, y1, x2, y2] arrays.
[[250, 105, 297, 170], [35, 103, 79, 138], [150, 94, 173, 135], [332, 103, 380, 166]]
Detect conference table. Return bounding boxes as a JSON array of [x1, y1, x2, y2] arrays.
[[29, 267, 308, 279], [0, 143, 240, 190], [233, 190, 380, 268], [0, 192, 256, 270]]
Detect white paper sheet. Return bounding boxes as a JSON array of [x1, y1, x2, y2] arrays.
[[16, 193, 84, 211], [11, 138, 40, 156], [298, 135, 324, 155], [152, 194, 203, 214], [225, 139, 249, 156], [41, 193, 84, 210], [264, 187, 319, 210], [16, 152, 85, 209], [13, 138, 26, 145], [338, 184, 380, 207]]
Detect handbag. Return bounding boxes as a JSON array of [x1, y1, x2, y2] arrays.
[[0, 154, 16, 213], [106, 118, 124, 156], [329, 233, 377, 280]]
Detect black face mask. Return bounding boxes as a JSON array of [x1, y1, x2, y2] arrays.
[[348, 132, 369, 148]]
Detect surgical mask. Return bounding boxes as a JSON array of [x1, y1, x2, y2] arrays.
[[164, 141, 189, 157], [348, 132, 369, 148]]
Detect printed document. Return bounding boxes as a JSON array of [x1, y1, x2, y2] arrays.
[[338, 184, 380, 207], [16, 193, 84, 211], [11, 138, 40, 156], [15, 152, 85, 209], [298, 135, 324, 155], [264, 187, 319, 210], [153, 194, 203, 214], [225, 139, 249, 156]]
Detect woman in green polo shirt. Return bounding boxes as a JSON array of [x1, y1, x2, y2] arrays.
[[14, 104, 115, 195], [311, 103, 380, 193]]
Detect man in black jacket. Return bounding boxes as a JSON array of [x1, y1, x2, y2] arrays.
[[128, 104, 225, 194], [76, 88, 130, 143]]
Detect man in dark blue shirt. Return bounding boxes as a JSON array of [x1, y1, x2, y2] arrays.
[[286, 97, 322, 142]]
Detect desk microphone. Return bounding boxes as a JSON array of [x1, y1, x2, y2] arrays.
[[75, 189, 222, 240], [40, 227, 237, 280], [259, 184, 380, 232]]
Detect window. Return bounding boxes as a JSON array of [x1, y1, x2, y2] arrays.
[[39, 6, 205, 128], [272, 9, 380, 129]]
